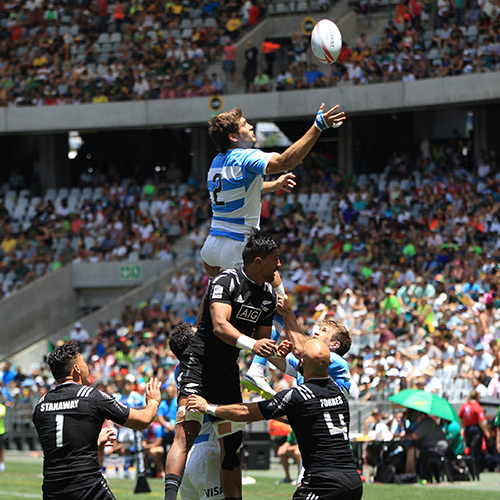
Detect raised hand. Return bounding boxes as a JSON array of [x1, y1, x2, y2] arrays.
[[276, 172, 297, 193], [314, 103, 346, 131]]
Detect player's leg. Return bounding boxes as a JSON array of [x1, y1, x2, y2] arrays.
[[219, 431, 243, 500], [277, 442, 292, 482], [164, 400, 202, 500], [180, 440, 224, 500], [150, 445, 165, 477]]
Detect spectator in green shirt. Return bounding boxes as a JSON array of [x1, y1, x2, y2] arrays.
[[382, 288, 402, 314], [253, 68, 270, 92], [443, 418, 464, 457]]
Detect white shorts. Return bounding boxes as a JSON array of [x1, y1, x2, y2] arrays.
[[200, 235, 245, 270], [180, 441, 223, 500]]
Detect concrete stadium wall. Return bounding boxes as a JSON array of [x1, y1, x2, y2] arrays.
[[71, 260, 171, 287], [0, 267, 80, 362], [5, 256, 196, 371], [1, 73, 498, 134], [71, 260, 178, 308]]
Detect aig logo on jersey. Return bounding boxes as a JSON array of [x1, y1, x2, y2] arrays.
[[236, 304, 262, 323]]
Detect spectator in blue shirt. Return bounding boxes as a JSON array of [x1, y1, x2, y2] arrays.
[[1, 362, 16, 386], [143, 421, 165, 478], [305, 64, 326, 87], [157, 384, 178, 449]]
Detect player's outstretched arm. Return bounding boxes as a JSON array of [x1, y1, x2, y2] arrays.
[[124, 377, 161, 430], [186, 395, 264, 423], [277, 296, 307, 357], [262, 172, 297, 194], [266, 103, 346, 175]]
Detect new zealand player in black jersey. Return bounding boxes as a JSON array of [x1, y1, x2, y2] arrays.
[[164, 231, 281, 500], [186, 340, 363, 500], [32, 341, 162, 500]]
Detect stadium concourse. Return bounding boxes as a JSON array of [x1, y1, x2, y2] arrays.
[[0, 0, 499, 103], [1, 136, 500, 474]]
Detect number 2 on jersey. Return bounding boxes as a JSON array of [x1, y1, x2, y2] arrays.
[[212, 174, 225, 206], [55, 414, 64, 448], [323, 411, 347, 440]]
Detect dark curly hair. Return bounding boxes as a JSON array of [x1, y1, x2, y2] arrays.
[[242, 229, 279, 265], [208, 107, 243, 153], [169, 323, 195, 361], [47, 341, 80, 381]]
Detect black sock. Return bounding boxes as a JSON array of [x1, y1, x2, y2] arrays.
[[164, 473, 181, 500]]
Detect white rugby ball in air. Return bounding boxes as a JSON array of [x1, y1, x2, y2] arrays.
[[311, 19, 342, 65]]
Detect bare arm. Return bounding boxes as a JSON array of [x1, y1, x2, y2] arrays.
[[143, 437, 163, 450], [210, 302, 276, 357], [266, 104, 345, 174], [156, 413, 175, 433], [262, 173, 296, 194], [97, 427, 117, 466], [186, 394, 265, 423], [124, 378, 162, 430], [277, 296, 307, 357], [479, 418, 491, 440]]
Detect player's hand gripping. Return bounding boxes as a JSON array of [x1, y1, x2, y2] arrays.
[[145, 377, 162, 406], [276, 172, 297, 193], [186, 394, 209, 414], [314, 103, 346, 131], [252, 338, 277, 358], [276, 340, 293, 358]]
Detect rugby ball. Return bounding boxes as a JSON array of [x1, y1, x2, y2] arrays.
[[311, 19, 342, 65]]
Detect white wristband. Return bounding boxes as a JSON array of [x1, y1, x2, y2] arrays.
[[236, 335, 257, 351], [206, 404, 218, 417], [273, 283, 286, 297]]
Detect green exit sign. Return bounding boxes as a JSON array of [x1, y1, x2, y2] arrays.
[[119, 265, 142, 280]]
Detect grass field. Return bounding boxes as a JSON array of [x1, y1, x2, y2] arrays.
[[1, 454, 500, 500]]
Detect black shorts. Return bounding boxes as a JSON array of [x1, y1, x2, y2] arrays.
[[43, 476, 116, 500], [0, 433, 5, 450], [177, 354, 242, 405], [293, 472, 363, 500]]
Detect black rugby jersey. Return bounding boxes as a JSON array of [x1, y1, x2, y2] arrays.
[[33, 382, 130, 490], [187, 267, 277, 365], [258, 377, 357, 476]]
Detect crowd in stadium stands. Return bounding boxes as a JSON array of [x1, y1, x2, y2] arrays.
[[2, 133, 500, 470], [0, 0, 268, 105], [271, 5, 500, 91], [1, 0, 499, 103], [0, 178, 210, 297]]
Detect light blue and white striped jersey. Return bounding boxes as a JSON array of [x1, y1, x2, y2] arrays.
[[207, 148, 275, 241], [285, 351, 352, 397]]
